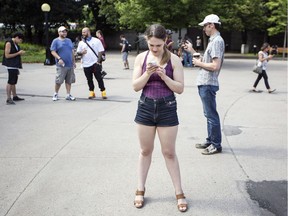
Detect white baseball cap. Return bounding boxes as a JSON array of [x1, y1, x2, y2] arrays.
[[58, 26, 67, 32], [198, 14, 221, 26]]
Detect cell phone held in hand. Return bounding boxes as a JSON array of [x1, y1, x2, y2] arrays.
[[148, 61, 157, 66]]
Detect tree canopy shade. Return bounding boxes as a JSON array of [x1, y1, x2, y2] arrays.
[[0, 0, 286, 48], [114, 0, 209, 31], [0, 0, 85, 42], [0, 0, 83, 25]]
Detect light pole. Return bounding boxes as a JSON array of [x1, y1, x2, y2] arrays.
[[41, 3, 53, 65]]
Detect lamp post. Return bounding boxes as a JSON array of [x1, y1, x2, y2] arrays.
[[41, 3, 53, 65]]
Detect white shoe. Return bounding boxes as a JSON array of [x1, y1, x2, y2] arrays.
[[52, 93, 58, 101], [66, 94, 76, 101]]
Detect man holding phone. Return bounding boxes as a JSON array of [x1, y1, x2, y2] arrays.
[[184, 14, 225, 155], [77, 27, 107, 99], [2, 32, 25, 105]]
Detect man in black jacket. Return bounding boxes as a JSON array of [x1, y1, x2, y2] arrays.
[[2, 32, 25, 105]]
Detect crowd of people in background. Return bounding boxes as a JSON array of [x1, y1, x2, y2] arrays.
[[2, 22, 278, 107]]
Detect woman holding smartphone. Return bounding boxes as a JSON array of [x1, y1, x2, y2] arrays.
[[132, 24, 187, 212], [252, 42, 276, 93]]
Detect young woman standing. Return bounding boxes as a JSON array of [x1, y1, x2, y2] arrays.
[[132, 24, 187, 212]]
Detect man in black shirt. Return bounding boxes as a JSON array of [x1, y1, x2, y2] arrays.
[[2, 32, 25, 105]]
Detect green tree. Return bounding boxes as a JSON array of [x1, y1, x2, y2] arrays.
[[207, 0, 266, 43], [265, 0, 287, 36], [114, 0, 208, 31], [265, 0, 287, 57]]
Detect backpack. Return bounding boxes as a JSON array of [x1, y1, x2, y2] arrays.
[[127, 43, 132, 52], [125, 40, 132, 52]]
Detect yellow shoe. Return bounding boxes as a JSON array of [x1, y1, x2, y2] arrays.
[[88, 91, 95, 99], [101, 90, 107, 99]]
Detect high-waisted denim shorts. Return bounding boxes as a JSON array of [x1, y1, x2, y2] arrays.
[[134, 94, 179, 127]]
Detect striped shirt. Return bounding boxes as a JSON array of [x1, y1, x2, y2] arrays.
[[142, 52, 174, 99]]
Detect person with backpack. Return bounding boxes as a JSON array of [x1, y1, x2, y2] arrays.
[[120, 34, 130, 69]]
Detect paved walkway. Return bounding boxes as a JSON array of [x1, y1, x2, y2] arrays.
[[0, 52, 287, 216]]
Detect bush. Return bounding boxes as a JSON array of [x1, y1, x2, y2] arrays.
[[0, 41, 46, 63]]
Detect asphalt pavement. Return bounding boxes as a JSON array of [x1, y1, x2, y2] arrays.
[[0, 51, 287, 216]]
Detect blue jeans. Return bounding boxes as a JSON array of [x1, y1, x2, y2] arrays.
[[198, 85, 222, 149], [183, 51, 192, 67]]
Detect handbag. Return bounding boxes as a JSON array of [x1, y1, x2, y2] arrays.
[[252, 58, 262, 74], [252, 65, 262, 74]]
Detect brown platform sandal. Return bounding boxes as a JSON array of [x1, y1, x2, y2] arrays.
[[134, 189, 145, 208], [176, 193, 188, 212]]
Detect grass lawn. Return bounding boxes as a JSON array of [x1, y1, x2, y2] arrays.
[[0, 42, 46, 63]]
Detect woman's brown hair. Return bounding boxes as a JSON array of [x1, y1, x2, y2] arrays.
[[261, 42, 270, 51], [145, 24, 171, 65]]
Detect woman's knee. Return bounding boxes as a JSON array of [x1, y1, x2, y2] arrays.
[[140, 148, 153, 157], [162, 149, 176, 159]]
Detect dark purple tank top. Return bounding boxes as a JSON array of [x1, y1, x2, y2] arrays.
[[142, 52, 174, 99]]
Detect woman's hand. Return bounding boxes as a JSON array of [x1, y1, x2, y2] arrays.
[[156, 67, 167, 80], [146, 64, 158, 76], [268, 54, 274, 60]]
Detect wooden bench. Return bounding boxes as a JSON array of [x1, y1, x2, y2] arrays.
[[277, 47, 288, 54], [270, 47, 288, 54]]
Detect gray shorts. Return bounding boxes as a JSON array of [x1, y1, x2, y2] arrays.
[[55, 67, 75, 84]]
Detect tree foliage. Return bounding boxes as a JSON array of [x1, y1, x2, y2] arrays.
[[0, 0, 84, 42], [113, 0, 209, 31], [0, 0, 286, 45], [265, 0, 287, 36]]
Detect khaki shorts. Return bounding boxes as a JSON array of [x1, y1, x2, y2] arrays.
[[55, 67, 75, 84]]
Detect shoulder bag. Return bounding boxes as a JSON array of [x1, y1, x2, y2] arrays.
[[252, 52, 262, 74]]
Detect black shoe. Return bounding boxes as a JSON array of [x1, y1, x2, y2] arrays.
[[195, 143, 211, 149], [13, 96, 25, 101], [6, 98, 16, 105], [101, 71, 107, 79], [201, 145, 222, 155]]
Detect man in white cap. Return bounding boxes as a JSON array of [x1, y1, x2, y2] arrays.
[[50, 26, 76, 101], [184, 14, 225, 155]]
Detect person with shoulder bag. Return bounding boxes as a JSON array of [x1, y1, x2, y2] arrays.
[[252, 42, 276, 93], [77, 27, 107, 99]]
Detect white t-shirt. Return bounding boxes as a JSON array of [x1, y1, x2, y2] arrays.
[[77, 37, 104, 68], [258, 51, 268, 70]]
